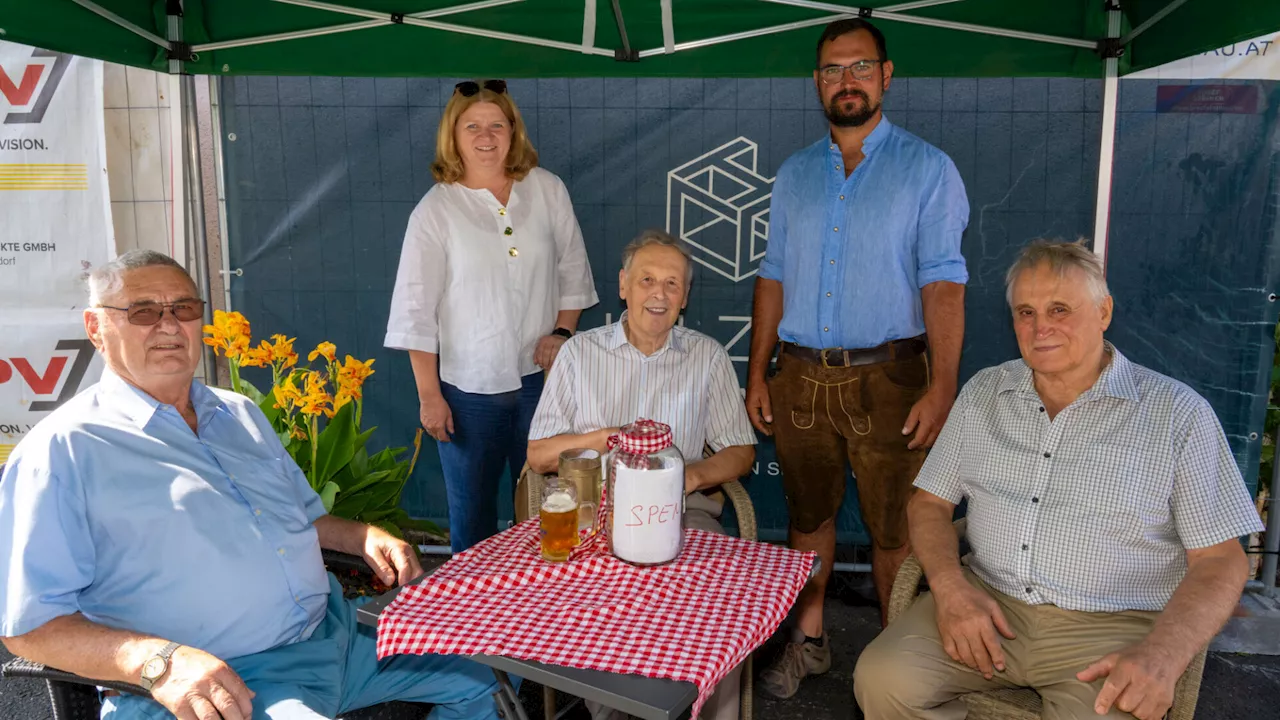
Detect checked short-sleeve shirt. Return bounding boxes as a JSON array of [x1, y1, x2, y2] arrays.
[[915, 345, 1263, 613]]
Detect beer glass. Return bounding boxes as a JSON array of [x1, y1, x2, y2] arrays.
[[539, 479, 580, 562], [558, 448, 602, 537]]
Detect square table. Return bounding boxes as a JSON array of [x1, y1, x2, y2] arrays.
[[357, 557, 820, 720]]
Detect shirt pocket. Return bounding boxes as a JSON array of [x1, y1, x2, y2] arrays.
[[1073, 444, 1171, 524]]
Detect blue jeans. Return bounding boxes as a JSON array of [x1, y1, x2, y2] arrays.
[[438, 372, 544, 553], [102, 575, 503, 719]]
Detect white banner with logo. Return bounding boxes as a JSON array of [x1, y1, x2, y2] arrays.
[[0, 40, 112, 461], [1131, 32, 1280, 80]]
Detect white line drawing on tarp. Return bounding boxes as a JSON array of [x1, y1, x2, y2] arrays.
[[666, 137, 774, 282]]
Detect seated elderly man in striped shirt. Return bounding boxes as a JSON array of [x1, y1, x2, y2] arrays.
[[854, 241, 1263, 720], [527, 228, 757, 720]]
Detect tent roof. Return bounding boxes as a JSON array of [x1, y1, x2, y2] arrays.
[[3, 0, 1278, 78]]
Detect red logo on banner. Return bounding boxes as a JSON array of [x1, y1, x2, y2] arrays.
[[0, 340, 96, 411], [0, 49, 70, 125]]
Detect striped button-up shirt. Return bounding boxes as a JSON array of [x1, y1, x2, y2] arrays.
[[915, 345, 1263, 613], [529, 313, 756, 462]]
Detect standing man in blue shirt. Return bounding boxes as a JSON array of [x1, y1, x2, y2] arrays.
[[0, 250, 503, 720], [747, 18, 970, 700]]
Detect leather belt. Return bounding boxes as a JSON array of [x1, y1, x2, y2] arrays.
[[781, 336, 927, 368]]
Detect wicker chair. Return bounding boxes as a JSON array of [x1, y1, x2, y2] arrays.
[[515, 460, 759, 720], [885, 519, 1207, 720], [1, 551, 432, 720]]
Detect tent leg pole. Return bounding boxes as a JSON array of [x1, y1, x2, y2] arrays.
[[1091, 3, 1122, 267]]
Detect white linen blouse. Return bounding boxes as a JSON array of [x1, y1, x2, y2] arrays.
[[385, 166, 599, 395]]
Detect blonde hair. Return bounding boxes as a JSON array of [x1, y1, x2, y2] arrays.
[[431, 87, 538, 183], [1005, 239, 1110, 307]]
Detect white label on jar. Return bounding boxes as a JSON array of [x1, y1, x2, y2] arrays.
[[611, 463, 684, 564]]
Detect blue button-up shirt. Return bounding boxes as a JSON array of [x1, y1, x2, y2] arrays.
[[0, 370, 330, 661], [759, 116, 970, 350]]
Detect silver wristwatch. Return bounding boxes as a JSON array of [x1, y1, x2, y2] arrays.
[[139, 641, 180, 691]]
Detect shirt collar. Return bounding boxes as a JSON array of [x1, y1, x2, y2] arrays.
[[609, 311, 684, 355], [826, 114, 894, 158], [997, 342, 1139, 403], [98, 367, 226, 429]]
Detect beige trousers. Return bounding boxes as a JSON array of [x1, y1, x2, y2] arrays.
[[853, 571, 1157, 720], [587, 501, 742, 720]]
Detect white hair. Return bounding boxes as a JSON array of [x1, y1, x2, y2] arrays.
[[87, 249, 192, 306], [622, 229, 695, 285], [1005, 239, 1110, 307]]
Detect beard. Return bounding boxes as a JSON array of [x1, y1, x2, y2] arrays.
[[824, 89, 880, 127]]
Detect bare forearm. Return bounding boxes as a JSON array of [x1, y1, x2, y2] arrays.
[[314, 514, 369, 556], [908, 491, 964, 590], [921, 281, 964, 392], [407, 350, 442, 400], [1146, 544, 1249, 667], [554, 309, 583, 333], [2, 614, 169, 686], [685, 445, 755, 493], [748, 278, 784, 382], [528, 429, 615, 475]]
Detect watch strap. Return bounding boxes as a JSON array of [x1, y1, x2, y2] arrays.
[[551, 327, 572, 339]]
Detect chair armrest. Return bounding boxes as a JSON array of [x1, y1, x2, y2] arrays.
[[722, 480, 757, 542], [2, 656, 150, 697], [886, 556, 925, 625], [1169, 646, 1207, 720]]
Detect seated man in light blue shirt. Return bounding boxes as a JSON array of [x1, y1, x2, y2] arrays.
[[0, 250, 502, 720]]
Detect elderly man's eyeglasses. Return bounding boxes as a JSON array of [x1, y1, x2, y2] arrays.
[[98, 300, 206, 326], [818, 61, 882, 84], [454, 79, 507, 97]]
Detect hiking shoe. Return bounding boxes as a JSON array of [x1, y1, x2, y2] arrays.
[[759, 628, 831, 699]]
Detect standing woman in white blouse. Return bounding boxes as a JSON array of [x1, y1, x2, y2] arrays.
[[386, 80, 599, 553]]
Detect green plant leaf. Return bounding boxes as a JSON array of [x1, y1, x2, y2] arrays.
[[313, 402, 358, 486], [239, 378, 265, 404], [397, 516, 446, 536], [319, 481, 340, 513], [348, 446, 370, 480]]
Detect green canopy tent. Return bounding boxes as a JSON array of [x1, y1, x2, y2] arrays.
[[4, 0, 1280, 579]]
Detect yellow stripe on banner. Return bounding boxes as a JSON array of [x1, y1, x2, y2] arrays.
[[0, 162, 90, 190], [0, 445, 13, 466]]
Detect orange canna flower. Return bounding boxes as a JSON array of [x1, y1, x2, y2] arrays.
[[308, 341, 337, 364], [269, 334, 299, 370], [337, 355, 375, 385], [202, 310, 252, 361], [273, 374, 303, 410], [239, 341, 273, 368], [333, 386, 355, 411], [297, 371, 334, 418], [291, 426, 309, 441]]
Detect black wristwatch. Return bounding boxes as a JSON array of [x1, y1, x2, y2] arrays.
[[551, 327, 573, 339]]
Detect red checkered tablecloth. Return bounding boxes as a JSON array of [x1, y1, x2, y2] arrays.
[[376, 519, 814, 718]]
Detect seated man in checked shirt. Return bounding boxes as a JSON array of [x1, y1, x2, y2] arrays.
[[854, 240, 1263, 720], [527, 229, 757, 720]]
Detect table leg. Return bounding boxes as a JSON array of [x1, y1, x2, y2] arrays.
[[543, 685, 557, 720], [491, 669, 530, 720]]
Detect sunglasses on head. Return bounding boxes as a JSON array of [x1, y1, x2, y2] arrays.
[[98, 299, 207, 326], [454, 79, 507, 97]]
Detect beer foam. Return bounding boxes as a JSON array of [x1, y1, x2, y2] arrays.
[[541, 491, 577, 513]]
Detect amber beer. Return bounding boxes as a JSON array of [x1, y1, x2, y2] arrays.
[[540, 485, 580, 562]]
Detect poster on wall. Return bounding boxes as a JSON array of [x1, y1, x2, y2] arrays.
[[0, 40, 113, 462]]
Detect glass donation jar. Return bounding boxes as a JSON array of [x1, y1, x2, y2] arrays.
[[605, 419, 685, 566]]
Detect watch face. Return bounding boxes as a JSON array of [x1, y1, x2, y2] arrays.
[[143, 657, 165, 678]]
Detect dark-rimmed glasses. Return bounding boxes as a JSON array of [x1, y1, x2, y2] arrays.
[[98, 299, 206, 326], [454, 79, 507, 97], [818, 60, 882, 84]]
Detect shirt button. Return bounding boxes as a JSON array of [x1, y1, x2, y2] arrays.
[[829, 259, 835, 265], [277, 548, 286, 556], [824, 327, 830, 332], [833, 227, 839, 232], [839, 195, 845, 200], [508, 247, 519, 257], [826, 292, 832, 297], [1032, 497, 1039, 504], [254, 508, 262, 516], [1025, 587, 1033, 594], [295, 594, 301, 602], [498, 207, 507, 216], [1039, 406, 1045, 412], [1043, 452, 1051, 458], [503, 227, 513, 236], [1021, 544, 1028, 551]]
